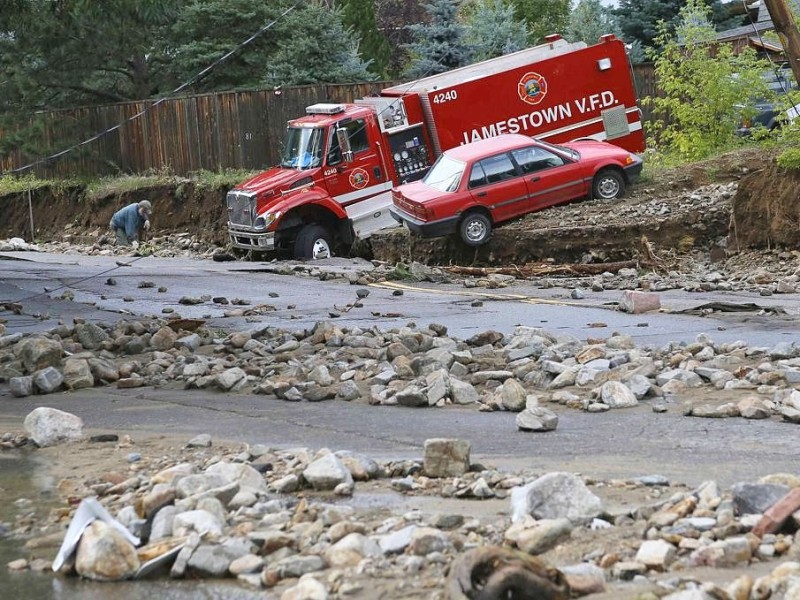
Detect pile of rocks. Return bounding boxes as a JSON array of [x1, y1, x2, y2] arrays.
[[5, 424, 800, 598], [4, 318, 800, 430]]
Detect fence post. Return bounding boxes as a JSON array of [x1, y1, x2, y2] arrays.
[[27, 187, 35, 242]]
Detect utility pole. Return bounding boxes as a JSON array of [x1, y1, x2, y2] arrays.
[[761, 0, 800, 84]]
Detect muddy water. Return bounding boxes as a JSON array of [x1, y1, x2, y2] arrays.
[[0, 452, 264, 600]]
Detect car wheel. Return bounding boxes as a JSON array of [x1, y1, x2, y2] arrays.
[[459, 212, 492, 246], [294, 224, 333, 260], [592, 169, 625, 200]]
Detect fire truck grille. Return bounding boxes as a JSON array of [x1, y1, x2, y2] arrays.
[[226, 191, 256, 227]]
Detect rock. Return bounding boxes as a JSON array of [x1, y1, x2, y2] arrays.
[[689, 536, 752, 567], [753, 488, 800, 537], [450, 378, 480, 404], [33, 366, 64, 393], [186, 434, 212, 448], [308, 365, 333, 386], [216, 368, 246, 391], [323, 532, 381, 568], [272, 474, 300, 493], [732, 482, 790, 515], [600, 381, 638, 408], [738, 396, 771, 420], [619, 291, 661, 314], [17, 335, 62, 372], [511, 472, 602, 524], [507, 518, 573, 554], [280, 576, 328, 600], [150, 327, 177, 351], [63, 358, 94, 390], [337, 380, 361, 401], [635, 539, 677, 570], [186, 542, 248, 577], [379, 525, 417, 555], [516, 407, 559, 431], [407, 526, 451, 556], [149, 506, 177, 540], [302, 453, 353, 491], [175, 334, 201, 351], [9, 376, 33, 397], [395, 385, 428, 407], [87, 357, 119, 382], [172, 509, 223, 537], [263, 555, 326, 583], [23, 407, 83, 447], [205, 461, 268, 495], [423, 438, 471, 478], [561, 563, 606, 595], [229, 554, 264, 576], [74, 323, 110, 350], [500, 379, 528, 412], [75, 520, 140, 581], [335, 451, 381, 481]]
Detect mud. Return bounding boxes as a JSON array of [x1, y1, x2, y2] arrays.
[[1, 147, 791, 266]]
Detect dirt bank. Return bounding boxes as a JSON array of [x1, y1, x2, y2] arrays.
[[1, 147, 792, 266]]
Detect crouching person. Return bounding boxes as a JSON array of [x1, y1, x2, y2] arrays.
[[110, 200, 152, 248]]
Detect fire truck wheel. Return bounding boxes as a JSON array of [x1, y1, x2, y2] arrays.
[[295, 224, 333, 260], [459, 212, 492, 246], [592, 169, 625, 200]]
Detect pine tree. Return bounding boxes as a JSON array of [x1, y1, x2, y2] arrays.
[[265, 4, 375, 85], [404, 0, 470, 78], [566, 0, 621, 46], [340, 0, 392, 78], [464, 0, 528, 61]]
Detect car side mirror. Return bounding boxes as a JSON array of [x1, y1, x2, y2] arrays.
[[336, 127, 354, 163]]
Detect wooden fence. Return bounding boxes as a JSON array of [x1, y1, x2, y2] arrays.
[[1, 65, 658, 179]]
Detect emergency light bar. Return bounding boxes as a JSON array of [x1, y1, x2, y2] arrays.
[[306, 104, 346, 115]]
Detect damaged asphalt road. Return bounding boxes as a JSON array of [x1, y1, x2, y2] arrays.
[[2, 251, 800, 347]]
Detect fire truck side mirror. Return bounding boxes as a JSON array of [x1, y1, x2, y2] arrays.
[[336, 127, 354, 163]]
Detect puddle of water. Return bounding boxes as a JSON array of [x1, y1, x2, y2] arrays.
[[0, 452, 266, 600]]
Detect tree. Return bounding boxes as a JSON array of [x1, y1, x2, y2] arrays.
[[0, 0, 181, 109], [264, 4, 375, 86], [375, 0, 427, 77], [404, 0, 470, 78], [507, 0, 570, 45], [463, 0, 528, 61], [169, 0, 289, 92], [615, 0, 744, 54], [644, 0, 772, 160], [340, 0, 392, 78], [566, 0, 622, 46]]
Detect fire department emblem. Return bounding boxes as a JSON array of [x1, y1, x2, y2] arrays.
[[349, 168, 369, 190], [517, 72, 548, 106]]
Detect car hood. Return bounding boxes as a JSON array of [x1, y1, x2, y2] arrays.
[[564, 140, 632, 159], [394, 181, 447, 203]]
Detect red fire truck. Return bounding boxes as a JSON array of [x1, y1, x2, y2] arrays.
[[226, 34, 645, 259]]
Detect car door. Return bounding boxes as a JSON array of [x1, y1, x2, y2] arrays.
[[467, 153, 528, 223], [510, 145, 587, 211]]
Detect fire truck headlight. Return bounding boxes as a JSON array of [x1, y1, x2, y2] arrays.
[[255, 211, 281, 230]]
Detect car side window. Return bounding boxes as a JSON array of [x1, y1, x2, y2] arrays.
[[512, 146, 565, 174], [475, 153, 518, 186], [469, 163, 487, 188]]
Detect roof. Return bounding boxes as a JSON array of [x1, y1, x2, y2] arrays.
[[444, 134, 534, 161], [717, 1, 800, 42]]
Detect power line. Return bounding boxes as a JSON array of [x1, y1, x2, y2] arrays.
[[5, 2, 301, 176]]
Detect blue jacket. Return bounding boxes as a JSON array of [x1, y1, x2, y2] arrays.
[[111, 203, 146, 241]]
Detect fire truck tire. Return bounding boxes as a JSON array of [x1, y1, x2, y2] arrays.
[[294, 224, 333, 260], [459, 212, 492, 246], [592, 169, 625, 200]]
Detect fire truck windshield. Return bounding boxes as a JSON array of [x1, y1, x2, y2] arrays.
[[281, 127, 324, 169]]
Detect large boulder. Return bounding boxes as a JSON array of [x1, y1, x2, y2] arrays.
[[511, 472, 602, 524], [17, 335, 63, 372], [302, 453, 353, 491], [23, 407, 84, 447], [423, 438, 471, 478], [75, 520, 140, 581], [63, 358, 95, 390]]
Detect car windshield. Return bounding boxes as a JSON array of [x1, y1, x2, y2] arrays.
[[422, 155, 465, 192], [281, 127, 324, 169], [537, 139, 579, 160]]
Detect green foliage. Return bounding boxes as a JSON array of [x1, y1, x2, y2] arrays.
[[463, 0, 528, 61], [566, 0, 622, 46], [340, 0, 392, 78], [776, 147, 800, 170], [507, 0, 570, 45], [614, 0, 741, 54], [265, 4, 375, 86], [0, 174, 59, 195], [643, 0, 772, 161], [404, 0, 470, 78]]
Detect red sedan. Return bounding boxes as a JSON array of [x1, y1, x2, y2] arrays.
[[390, 133, 643, 246]]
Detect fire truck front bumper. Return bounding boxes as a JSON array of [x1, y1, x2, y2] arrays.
[[390, 207, 459, 238], [228, 225, 276, 251]]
